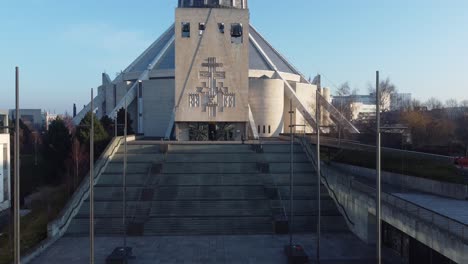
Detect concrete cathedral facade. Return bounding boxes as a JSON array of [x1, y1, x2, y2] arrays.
[[73, 0, 356, 141]]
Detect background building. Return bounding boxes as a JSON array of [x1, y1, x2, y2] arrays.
[[332, 92, 412, 121], [9, 109, 42, 130], [0, 110, 11, 212]]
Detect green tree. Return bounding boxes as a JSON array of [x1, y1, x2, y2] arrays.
[[77, 112, 109, 143], [44, 118, 72, 184], [117, 108, 134, 135], [455, 115, 468, 156], [100, 115, 115, 138], [76, 112, 110, 159]]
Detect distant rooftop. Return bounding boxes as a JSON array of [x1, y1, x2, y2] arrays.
[[178, 0, 248, 9]]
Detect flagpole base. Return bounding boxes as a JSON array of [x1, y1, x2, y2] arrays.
[[284, 244, 309, 264]]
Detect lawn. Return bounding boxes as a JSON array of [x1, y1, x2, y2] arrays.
[[0, 185, 69, 264], [322, 147, 463, 184]]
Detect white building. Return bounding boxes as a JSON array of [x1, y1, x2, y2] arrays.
[[44, 112, 60, 130], [0, 110, 11, 212], [9, 109, 42, 130], [73, 0, 358, 140], [333, 92, 412, 121]]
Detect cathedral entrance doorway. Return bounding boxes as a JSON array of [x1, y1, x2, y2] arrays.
[[188, 122, 236, 141]]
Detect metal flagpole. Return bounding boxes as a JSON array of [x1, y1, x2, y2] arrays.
[[123, 96, 128, 260], [114, 115, 117, 138], [376, 71, 382, 264], [90, 88, 95, 264], [289, 99, 294, 249], [316, 83, 321, 262], [14, 66, 20, 264]]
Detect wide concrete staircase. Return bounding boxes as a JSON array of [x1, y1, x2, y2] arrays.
[[66, 141, 348, 236]]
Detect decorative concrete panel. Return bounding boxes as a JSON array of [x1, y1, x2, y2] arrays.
[[175, 8, 250, 123]]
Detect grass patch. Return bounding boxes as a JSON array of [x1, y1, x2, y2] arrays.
[[323, 147, 463, 184], [0, 185, 69, 264]]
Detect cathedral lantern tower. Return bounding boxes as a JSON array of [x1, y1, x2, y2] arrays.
[[174, 0, 250, 141]]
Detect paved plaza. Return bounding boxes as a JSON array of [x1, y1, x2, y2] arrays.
[[30, 234, 400, 264], [394, 193, 468, 224]]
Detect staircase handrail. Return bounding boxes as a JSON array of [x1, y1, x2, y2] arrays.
[[297, 135, 355, 226]]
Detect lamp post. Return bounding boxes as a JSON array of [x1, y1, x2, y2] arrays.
[[14, 66, 20, 264], [376, 71, 382, 264], [90, 88, 95, 264], [289, 99, 294, 249], [316, 88, 321, 263], [284, 100, 308, 263], [122, 96, 128, 262]]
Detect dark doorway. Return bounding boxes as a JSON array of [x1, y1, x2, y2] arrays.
[[208, 123, 217, 141]]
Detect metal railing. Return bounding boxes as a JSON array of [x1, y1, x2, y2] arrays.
[[297, 135, 355, 226], [51, 136, 124, 234]]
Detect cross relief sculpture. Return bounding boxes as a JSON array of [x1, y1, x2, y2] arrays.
[[189, 57, 236, 117]]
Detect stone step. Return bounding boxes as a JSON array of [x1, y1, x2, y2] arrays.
[[168, 144, 254, 153], [148, 200, 271, 217], [262, 144, 304, 153], [92, 187, 143, 201], [116, 144, 162, 154], [165, 153, 259, 163], [66, 215, 348, 236], [153, 186, 267, 200], [262, 153, 309, 162], [77, 201, 151, 218], [66, 218, 124, 235], [111, 153, 164, 163], [161, 163, 259, 174], [291, 215, 349, 232], [278, 199, 342, 215], [277, 186, 331, 200], [97, 174, 149, 186], [158, 174, 264, 186], [269, 163, 314, 173], [97, 172, 323, 187], [266, 174, 317, 185], [105, 163, 151, 174], [143, 217, 273, 235]]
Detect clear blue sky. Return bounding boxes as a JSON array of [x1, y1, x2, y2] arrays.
[[1, 0, 467, 114]]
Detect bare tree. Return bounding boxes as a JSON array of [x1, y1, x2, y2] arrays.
[[459, 100, 468, 108], [334, 82, 358, 120], [336, 82, 351, 96], [445, 98, 459, 108], [425, 97, 443, 110], [368, 77, 397, 112], [410, 99, 425, 111]]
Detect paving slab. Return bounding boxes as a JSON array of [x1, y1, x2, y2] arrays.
[[29, 234, 401, 264]]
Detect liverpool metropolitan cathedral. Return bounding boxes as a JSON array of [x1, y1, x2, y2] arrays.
[[73, 0, 357, 141]]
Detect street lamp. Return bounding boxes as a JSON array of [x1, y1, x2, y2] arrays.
[[284, 99, 308, 263]]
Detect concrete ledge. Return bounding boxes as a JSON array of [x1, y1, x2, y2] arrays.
[[323, 164, 468, 263], [331, 162, 468, 200]]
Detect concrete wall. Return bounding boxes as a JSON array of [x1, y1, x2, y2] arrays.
[[322, 164, 467, 263], [142, 79, 175, 137], [294, 82, 316, 133], [0, 134, 10, 212], [331, 163, 468, 200], [175, 8, 250, 123], [248, 78, 284, 137], [283, 82, 317, 134]]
